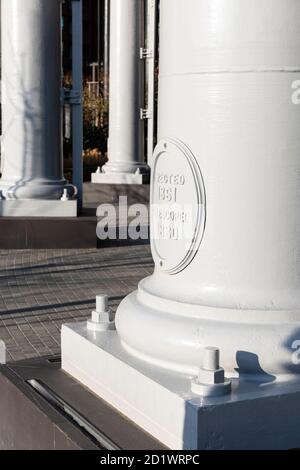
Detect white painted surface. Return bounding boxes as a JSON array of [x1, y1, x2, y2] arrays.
[[63, 0, 300, 449], [92, 172, 150, 185], [145, 0, 157, 163], [0, 200, 77, 218], [115, 0, 300, 377], [0, 0, 76, 204], [62, 323, 300, 450]]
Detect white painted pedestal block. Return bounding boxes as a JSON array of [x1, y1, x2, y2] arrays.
[[62, 322, 300, 450], [91, 172, 150, 185], [0, 200, 77, 218]]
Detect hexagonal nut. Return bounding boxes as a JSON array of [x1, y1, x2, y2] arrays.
[[198, 367, 225, 385], [91, 309, 114, 324]]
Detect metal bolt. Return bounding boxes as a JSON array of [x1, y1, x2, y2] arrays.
[[61, 189, 69, 202], [191, 347, 231, 398], [87, 294, 115, 332], [203, 347, 220, 371]]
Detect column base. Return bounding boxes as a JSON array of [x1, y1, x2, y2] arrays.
[[62, 322, 300, 450], [115, 284, 300, 377], [0, 199, 77, 218], [91, 172, 150, 185]]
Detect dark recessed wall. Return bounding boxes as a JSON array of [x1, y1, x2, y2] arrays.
[[62, 0, 101, 80]]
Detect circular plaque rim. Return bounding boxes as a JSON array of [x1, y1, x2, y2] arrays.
[[150, 138, 206, 275]]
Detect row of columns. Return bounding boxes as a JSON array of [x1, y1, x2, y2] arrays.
[[5, 0, 300, 378]]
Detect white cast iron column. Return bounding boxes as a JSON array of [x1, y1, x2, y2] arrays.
[[0, 0, 75, 207], [116, 0, 300, 377], [92, 0, 150, 185]]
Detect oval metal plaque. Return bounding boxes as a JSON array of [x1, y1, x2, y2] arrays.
[[150, 139, 206, 275]]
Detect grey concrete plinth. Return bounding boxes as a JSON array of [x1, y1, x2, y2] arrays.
[[91, 172, 150, 185], [0, 215, 97, 249], [0, 200, 77, 218], [62, 322, 300, 451], [0, 356, 163, 450], [84, 182, 150, 205]]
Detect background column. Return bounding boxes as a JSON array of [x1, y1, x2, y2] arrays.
[[92, 0, 150, 185], [0, 0, 76, 212]]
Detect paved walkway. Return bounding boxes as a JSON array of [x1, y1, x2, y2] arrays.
[[0, 246, 153, 362]]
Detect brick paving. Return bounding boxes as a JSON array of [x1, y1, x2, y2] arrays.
[[0, 247, 153, 362]]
